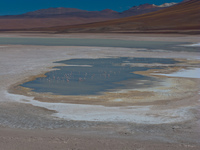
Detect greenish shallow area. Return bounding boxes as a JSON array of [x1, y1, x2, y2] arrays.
[[21, 57, 180, 96], [0, 37, 198, 51]]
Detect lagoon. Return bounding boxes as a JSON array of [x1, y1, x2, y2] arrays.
[[21, 57, 180, 95]]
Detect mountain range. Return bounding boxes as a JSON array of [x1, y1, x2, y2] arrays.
[[0, 2, 177, 30], [32, 0, 199, 34]]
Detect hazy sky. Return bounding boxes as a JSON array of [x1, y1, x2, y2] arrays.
[[0, 0, 183, 15]]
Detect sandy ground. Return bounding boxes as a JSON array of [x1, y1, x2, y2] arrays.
[[0, 33, 200, 150]]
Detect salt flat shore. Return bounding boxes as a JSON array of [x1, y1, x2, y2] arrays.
[[0, 33, 200, 150]]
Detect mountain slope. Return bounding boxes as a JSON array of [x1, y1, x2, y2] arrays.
[[36, 0, 199, 33]]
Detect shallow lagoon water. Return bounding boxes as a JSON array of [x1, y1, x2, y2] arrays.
[[0, 37, 198, 52], [21, 57, 180, 95]]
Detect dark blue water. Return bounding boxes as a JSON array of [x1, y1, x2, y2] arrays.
[[21, 57, 180, 95]]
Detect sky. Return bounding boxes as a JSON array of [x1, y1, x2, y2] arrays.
[[0, 0, 183, 16]]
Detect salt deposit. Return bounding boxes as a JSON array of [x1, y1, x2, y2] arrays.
[[184, 43, 200, 47], [155, 68, 200, 79], [5, 91, 194, 124]]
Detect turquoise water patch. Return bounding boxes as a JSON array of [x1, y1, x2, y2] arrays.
[[21, 57, 180, 95]]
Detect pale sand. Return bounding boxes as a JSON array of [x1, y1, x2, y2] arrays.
[[155, 68, 200, 79], [0, 33, 200, 150]]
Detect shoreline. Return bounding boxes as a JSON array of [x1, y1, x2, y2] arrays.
[[8, 58, 200, 106]]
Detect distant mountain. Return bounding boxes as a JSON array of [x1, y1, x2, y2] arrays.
[[121, 3, 163, 17], [24, 7, 88, 16], [0, 2, 178, 30], [100, 9, 118, 13], [0, 7, 119, 30], [16, 3, 175, 18], [158, 2, 177, 7], [35, 0, 199, 33], [1, 8, 119, 19], [24, 7, 118, 16]]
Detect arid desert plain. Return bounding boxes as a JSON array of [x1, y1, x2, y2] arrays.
[[0, 33, 200, 150]]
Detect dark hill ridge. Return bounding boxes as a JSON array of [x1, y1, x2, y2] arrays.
[[0, 3, 176, 30], [18, 8, 119, 19], [25, 7, 88, 15], [100, 9, 118, 13], [34, 0, 199, 33]]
